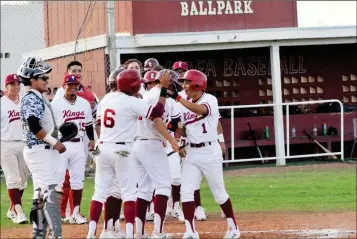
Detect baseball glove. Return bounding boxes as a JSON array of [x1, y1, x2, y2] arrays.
[[59, 122, 78, 142]]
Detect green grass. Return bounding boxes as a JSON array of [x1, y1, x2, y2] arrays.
[[1, 165, 356, 229]]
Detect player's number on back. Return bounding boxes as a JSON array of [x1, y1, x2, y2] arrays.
[[202, 123, 207, 134], [103, 109, 115, 128]]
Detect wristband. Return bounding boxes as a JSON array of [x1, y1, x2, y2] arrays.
[[176, 95, 182, 102], [218, 134, 225, 143], [160, 87, 167, 97], [43, 133, 58, 146]]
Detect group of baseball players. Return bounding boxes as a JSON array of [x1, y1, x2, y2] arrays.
[[0, 56, 240, 239]]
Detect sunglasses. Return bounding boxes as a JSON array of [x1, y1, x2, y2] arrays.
[[37, 76, 50, 82]]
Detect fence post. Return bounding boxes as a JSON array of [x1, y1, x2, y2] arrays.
[[107, 0, 116, 72], [270, 44, 286, 166]]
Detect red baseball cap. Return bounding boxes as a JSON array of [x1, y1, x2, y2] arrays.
[[172, 61, 189, 71], [63, 74, 80, 84], [4, 74, 20, 86]]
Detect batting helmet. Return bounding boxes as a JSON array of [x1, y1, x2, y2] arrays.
[[155, 70, 182, 96], [107, 66, 125, 91], [180, 69, 207, 91], [144, 58, 159, 72], [144, 70, 158, 83], [17, 57, 52, 85], [116, 69, 144, 95]]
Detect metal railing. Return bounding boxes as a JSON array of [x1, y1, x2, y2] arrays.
[[219, 99, 344, 164]]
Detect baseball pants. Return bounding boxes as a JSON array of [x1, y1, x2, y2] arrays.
[[1, 141, 29, 190]]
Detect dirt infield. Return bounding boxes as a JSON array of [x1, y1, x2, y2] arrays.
[[1, 211, 356, 238], [1, 163, 356, 238]]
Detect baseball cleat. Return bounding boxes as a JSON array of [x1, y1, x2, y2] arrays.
[[99, 230, 116, 238], [183, 231, 200, 239], [145, 212, 155, 221], [114, 227, 126, 239], [150, 231, 171, 239], [7, 210, 16, 221], [171, 202, 185, 222], [69, 213, 87, 224], [134, 233, 150, 239], [194, 206, 207, 221], [223, 228, 241, 239], [15, 212, 28, 224]]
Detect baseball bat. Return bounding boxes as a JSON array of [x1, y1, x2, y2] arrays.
[[167, 145, 186, 157], [303, 130, 337, 159], [248, 123, 263, 158]]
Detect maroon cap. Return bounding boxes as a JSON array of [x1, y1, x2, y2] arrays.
[[172, 61, 189, 71], [63, 74, 80, 84], [4, 74, 20, 86]]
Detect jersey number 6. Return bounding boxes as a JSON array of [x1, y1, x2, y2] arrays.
[[103, 109, 115, 128]]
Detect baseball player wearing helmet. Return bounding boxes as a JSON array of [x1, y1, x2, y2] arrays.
[[87, 70, 177, 239], [1, 74, 30, 224], [174, 70, 240, 239], [51, 74, 95, 225], [107, 66, 125, 93], [143, 70, 158, 91], [132, 69, 181, 238], [143, 58, 160, 73], [18, 57, 66, 238], [172, 62, 209, 221]]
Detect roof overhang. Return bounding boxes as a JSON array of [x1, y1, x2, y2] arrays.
[[116, 26, 357, 54]]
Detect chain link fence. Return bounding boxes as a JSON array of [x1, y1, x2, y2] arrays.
[[1, 1, 111, 99]]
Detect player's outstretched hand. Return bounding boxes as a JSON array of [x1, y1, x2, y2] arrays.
[[169, 138, 179, 152], [54, 142, 66, 154], [160, 70, 171, 88]]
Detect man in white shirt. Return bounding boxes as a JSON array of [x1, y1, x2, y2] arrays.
[[1, 74, 30, 224]]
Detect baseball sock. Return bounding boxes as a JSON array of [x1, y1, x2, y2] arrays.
[[171, 185, 181, 209], [135, 198, 149, 235], [220, 198, 237, 230], [8, 189, 21, 211], [68, 190, 74, 215], [104, 196, 122, 230], [88, 200, 103, 236], [194, 189, 202, 207], [153, 194, 168, 233], [61, 172, 71, 217], [71, 189, 83, 214], [124, 201, 135, 238], [182, 201, 196, 233]]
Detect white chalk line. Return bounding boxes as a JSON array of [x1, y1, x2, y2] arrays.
[[167, 229, 357, 237]]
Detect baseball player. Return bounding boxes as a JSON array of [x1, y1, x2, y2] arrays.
[[133, 70, 182, 238], [51, 74, 95, 225], [54, 60, 100, 222], [101, 66, 126, 236], [123, 59, 147, 97], [1, 74, 29, 224], [18, 57, 66, 238], [143, 58, 160, 73], [87, 69, 177, 239], [174, 70, 240, 239], [172, 61, 209, 221]]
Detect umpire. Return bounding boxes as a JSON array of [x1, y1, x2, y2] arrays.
[[18, 57, 66, 239]]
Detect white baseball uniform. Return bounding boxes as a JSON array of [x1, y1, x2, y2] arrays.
[[133, 86, 176, 201], [1, 95, 29, 190], [51, 96, 92, 190], [21, 89, 62, 193], [179, 93, 228, 205], [93, 91, 156, 204]]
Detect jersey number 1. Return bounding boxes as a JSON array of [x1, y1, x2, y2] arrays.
[[103, 109, 115, 128], [202, 123, 207, 134]]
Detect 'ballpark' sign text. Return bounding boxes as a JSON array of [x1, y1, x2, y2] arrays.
[[180, 1, 254, 16]]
